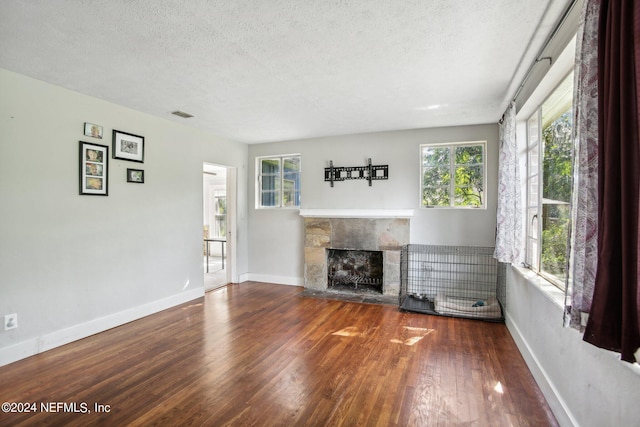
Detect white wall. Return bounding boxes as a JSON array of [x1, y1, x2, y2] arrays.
[[506, 267, 640, 426], [0, 68, 249, 365], [246, 124, 499, 284]]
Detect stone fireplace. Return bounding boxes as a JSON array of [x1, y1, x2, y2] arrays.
[[301, 210, 412, 297]]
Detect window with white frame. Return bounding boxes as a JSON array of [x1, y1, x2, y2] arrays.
[[257, 155, 301, 208], [526, 71, 573, 288], [214, 195, 226, 237], [420, 141, 486, 208]]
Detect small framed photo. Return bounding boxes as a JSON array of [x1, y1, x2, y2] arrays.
[[80, 141, 108, 196], [113, 130, 144, 163], [84, 122, 103, 139], [127, 168, 144, 183]]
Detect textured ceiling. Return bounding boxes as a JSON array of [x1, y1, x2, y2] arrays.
[[0, 0, 569, 143]]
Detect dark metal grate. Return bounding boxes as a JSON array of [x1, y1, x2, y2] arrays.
[[327, 249, 383, 293]]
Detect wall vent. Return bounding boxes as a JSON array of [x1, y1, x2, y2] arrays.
[[171, 110, 194, 118]]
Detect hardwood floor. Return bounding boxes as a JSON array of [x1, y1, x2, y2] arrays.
[[0, 282, 557, 426]]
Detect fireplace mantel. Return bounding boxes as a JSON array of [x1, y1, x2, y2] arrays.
[[299, 209, 414, 218]]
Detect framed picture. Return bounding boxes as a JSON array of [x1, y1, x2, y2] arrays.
[[84, 122, 103, 139], [113, 130, 144, 163], [127, 168, 144, 183], [80, 141, 108, 196]]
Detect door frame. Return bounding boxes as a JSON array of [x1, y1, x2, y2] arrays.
[[203, 162, 237, 285]]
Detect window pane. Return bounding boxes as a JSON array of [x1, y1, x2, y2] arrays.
[[215, 215, 226, 237], [534, 71, 573, 286], [215, 197, 226, 215], [283, 179, 297, 207], [261, 175, 277, 191], [257, 155, 300, 208], [261, 191, 280, 207], [283, 156, 300, 173], [541, 202, 570, 282], [421, 142, 485, 208], [261, 159, 280, 174], [454, 188, 483, 206], [422, 187, 449, 207], [422, 147, 449, 166], [455, 145, 483, 164], [422, 166, 450, 186], [528, 115, 539, 145], [529, 238, 539, 271], [454, 165, 483, 207], [528, 144, 539, 173], [283, 156, 300, 207], [528, 171, 539, 207], [527, 208, 538, 238], [542, 111, 573, 205]]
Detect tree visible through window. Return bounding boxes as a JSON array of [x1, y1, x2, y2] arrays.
[[526, 72, 573, 287], [257, 155, 301, 208], [421, 142, 485, 208]]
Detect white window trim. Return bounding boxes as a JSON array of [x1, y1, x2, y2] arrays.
[[517, 35, 576, 292], [419, 140, 487, 209], [255, 154, 301, 209], [524, 70, 574, 291]]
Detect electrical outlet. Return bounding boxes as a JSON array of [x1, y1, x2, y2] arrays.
[[4, 313, 18, 330]]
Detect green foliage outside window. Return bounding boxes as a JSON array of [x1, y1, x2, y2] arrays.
[[422, 143, 484, 208], [540, 111, 573, 280]]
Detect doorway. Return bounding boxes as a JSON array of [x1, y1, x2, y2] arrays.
[[203, 163, 236, 291]]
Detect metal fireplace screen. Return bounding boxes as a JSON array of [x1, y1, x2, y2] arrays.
[[400, 245, 506, 321]]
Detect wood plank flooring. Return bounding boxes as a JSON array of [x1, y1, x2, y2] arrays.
[[0, 282, 557, 426]]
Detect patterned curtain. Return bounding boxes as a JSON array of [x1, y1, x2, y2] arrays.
[[563, 0, 600, 331], [494, 102, 522, 264]]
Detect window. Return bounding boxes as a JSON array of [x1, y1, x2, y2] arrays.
[[257, 155, 301, 208], [526, 72, 573, 288], [214, 195, 226, 237], [421, 141, 486, 208]]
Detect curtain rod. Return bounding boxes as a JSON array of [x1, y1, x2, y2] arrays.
[[510, 0, 580, 104]]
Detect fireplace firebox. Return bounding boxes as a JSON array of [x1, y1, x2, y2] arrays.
[[327, 249, 383, 293]]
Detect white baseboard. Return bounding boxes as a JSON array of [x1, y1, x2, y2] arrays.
[[505, 312, 577, 427], [0, 288, 204, 367], [243, 273, 304, 287]]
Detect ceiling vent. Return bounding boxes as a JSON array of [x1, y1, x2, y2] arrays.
[[171, 110, 194, 118]]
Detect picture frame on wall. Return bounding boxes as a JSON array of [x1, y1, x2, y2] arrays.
[[113, 130, 144, 163], [80, 141, 109, 196], [84, 122, 103, 139], [127, 168, 144, 183]]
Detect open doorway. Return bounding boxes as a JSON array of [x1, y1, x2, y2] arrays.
[[203, 163, 235, 291]]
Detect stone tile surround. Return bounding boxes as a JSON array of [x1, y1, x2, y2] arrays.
[[302, 215, 410, 297]]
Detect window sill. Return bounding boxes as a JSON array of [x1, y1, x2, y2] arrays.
[[512, 265, 565, 309], [421, 206, 487, 210], [255, 207, 301, 210]]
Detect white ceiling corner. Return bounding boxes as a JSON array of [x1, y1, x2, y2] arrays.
[[0, 0, 571, 144]]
